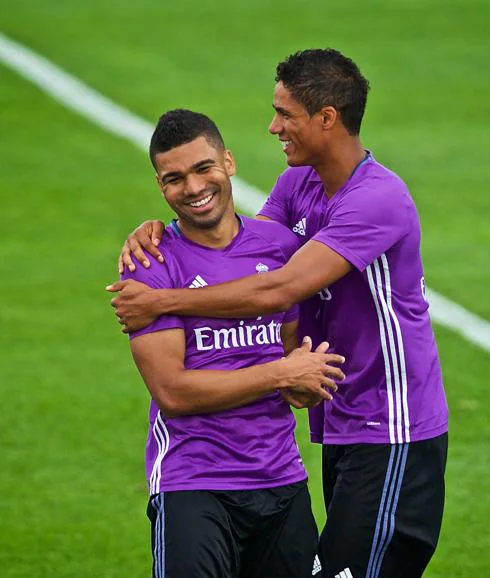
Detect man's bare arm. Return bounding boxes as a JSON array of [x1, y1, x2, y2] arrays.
[[108, 240, 351, 330], [130, 328, 344, 417]]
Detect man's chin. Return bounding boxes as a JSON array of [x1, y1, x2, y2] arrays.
[[182, 212, 222, 230], [286, 155, 307, 167]]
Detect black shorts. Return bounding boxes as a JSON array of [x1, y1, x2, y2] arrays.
[[318, 433, 448, 578], [147, 481, 318, 578]]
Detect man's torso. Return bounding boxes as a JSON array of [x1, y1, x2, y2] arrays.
[[259, 156, 448, 445], [126, 216, 307, 492]]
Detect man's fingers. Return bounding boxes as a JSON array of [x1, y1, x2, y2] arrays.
[[282, 392, 304, 409], [106, 280, 128, 293], [136, 235, 163, 263], [315, 341, 329, 354], [146, 243, 164, 263], [322, 377, 338, 392], [150, 220, 165, 247], [122, 252, 136, 272], [301, 336, 312, 352], [322, 365, 345, 382], [320, 353, 345, 365], [317, 388, 333, 401], [128, 239, 151, 268]]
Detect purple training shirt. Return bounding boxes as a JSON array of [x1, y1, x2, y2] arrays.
[[124, 216, 307, 494], [259, 152, 448, 445]]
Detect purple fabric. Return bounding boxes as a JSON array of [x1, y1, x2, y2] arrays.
[[123, 216, 306, 493], [259, 154, 448, 445]]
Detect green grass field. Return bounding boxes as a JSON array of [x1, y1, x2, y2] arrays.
[[1, 1, 489, 576]]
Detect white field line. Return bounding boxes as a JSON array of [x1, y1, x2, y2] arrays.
[[1, 32, 489, 353]]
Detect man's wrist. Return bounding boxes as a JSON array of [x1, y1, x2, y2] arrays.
[[154, 288, 174, 316], [272, 358, 295, 389]]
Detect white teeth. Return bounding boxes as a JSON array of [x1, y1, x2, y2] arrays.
[[281, 140, 292, 150], [190, 194, 213, 207]]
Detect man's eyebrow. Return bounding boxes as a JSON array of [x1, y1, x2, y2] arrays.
[[191, 158, 216, 170], [160, 170, 183, 181], [160, 159, 216, 181], [272, 104, 291, 115]]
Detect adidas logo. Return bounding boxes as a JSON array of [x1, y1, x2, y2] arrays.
[[312, 555, 322, 576], [188, 274, 208, 289], [293, 217, 306, 236], [335, 568, 353, 578]]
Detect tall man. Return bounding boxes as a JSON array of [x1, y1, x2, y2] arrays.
[[109, 50, 448, 578], [118, 108, 346, 578]]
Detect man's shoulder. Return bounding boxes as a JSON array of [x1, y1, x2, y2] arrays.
[[241, 215, 297, 241], [344, 157, 413, 211], [240, 216, 300, 257], [361, 158, 411, 195], [121, 225, 182, 287]]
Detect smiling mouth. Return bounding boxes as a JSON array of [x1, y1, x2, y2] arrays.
[[280, 140, 292, 150], [187, 192, 215, 209]]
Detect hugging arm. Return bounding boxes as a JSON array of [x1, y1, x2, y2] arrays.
[[109, 240, 351, 330], [130, 324, 344, 417]]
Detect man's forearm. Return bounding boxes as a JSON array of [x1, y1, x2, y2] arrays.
[[147, 241, 351, 320], [156, 358, 296, 417], [110, 241, 351, 330], [154, 270, 294, 319]]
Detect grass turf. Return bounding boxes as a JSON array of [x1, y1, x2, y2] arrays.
[[1, 1, 489, 575]]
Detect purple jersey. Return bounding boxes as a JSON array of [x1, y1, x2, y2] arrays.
[[259, 153, 448, 445], [123, 216, 306, 493]]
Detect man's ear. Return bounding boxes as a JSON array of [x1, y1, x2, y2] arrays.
[[320, 106, 337, 130], [224, 149, 236, 177]]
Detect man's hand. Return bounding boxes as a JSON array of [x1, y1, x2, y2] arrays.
[[279, 337, 345, 403], [106, 279, 160, 332], [280, 389, 324, 409], [119, 220, 166, 273]]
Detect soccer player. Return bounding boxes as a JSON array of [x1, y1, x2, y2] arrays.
[[116, 108, 346, 578], [108, 50, 449, 578]]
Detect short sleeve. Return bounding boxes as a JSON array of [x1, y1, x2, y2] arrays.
[[257, 173, 291, 226], [121, 250, 184, 339], [312, 184, 409, 272]]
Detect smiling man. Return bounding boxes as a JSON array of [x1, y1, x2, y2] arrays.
[[117, 109, 348, 578], [109, 50, 449, 578]]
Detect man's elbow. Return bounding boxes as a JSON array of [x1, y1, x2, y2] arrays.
[[153, 381, 188, 418], [155, 399, 181, 418]]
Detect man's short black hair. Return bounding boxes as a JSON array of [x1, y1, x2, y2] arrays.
[[275, 49, 370, 135], [149, 109, 225, 169]]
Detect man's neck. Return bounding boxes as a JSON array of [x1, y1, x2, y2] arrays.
[[313, 136, 366, 199], [178, 211, 240, 249]]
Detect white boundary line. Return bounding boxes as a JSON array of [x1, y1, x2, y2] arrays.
[[1, 32, 488, 353]]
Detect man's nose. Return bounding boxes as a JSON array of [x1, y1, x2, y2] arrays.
[[269, 113, 282, 135], [185, 173, 205, 195]]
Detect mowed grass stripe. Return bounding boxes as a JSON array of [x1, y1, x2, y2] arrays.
[[1, 31, 488, 353]]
